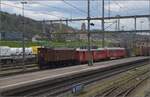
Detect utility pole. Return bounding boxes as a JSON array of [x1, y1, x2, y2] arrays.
[[0, 0, 1, 36], [65, 19, 68, 33], [116, 15, 120, 31], [115, 20, 118, 31], [133, 16, 137, 56], [59, 19, 63, 33], [21, 1, 27, 71], [87, 0, 93, 66], [147, 0, 150, 56], [59, 19, 63, 40], [42, 20, 47, 41], [42, 20, 46, 33], [66, 19, 68, 27], [108, 0, 110, 17], [0, 0, 1, 30], [43, 20, 51, 44], [50, 21, 53, 40], [102, 0, 105, 48], [0, 0, 1, 71], [140, 21, 144, 31], [118, 17, 120, 31], [0, 0, 1, 28], [121, 26, 124, 31], [134, 16, 137, 31], [134, 16, 137, 43]]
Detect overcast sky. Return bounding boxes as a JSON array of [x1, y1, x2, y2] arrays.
[[1, 0, 150, 30]]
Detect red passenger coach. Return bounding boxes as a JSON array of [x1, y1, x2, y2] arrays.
[[93, 48, 107, 61], [106, 48, 126, 59]]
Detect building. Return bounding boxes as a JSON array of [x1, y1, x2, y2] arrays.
[[79, 23, 87, 40], [32, 35, 42, 42], [0, 32, 22, 40]]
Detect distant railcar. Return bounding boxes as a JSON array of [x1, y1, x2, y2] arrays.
[[10, 48, 19, 56], [133, 47, 150, 56], [0, 46, 11, 57], [141, 47, 150, 56]]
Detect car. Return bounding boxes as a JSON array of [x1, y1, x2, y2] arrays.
[[106, 48, 126, 59], [92, 48, 107, 61], [38, 48, 76, 69]]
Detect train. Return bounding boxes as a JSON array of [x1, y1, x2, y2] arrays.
[[133, 47, 150, 56], [38, 47, 126, 69], [0, 46, 41, 57], [1, 45, 149, 68], [0, 46, 41, 64]]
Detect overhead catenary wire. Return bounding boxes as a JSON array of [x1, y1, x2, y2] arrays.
[[104, 21, 117, 30], [1, 2, 66, 19], [88, 0, 100, 17], [33, 2, 71, 14], [119, 22, 135, 31], [20, 0, 96, 18], [62, 0, 87, 15], [34, 1, 90, 19], [114, 1, 144, 15], [113, 1, 129, 15], [1, 1, 149, 32]]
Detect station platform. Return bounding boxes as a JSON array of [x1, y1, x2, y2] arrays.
[[0, 57, 149, 94]]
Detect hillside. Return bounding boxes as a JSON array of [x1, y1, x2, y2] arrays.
[[0, 12, 75, 40]]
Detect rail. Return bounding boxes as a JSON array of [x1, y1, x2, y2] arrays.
[[1, 57, 149, 96]]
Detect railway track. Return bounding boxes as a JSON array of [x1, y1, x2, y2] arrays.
[[0, 55, 37, 73], [3, 58, 149, 97], [0, 55, 36, 66], [96, 71, 150, 97], [1, 62, 37, 70], [0, 62, 39, 77]]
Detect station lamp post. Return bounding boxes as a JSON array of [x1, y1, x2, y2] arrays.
[[21, 1, 27, 71]]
